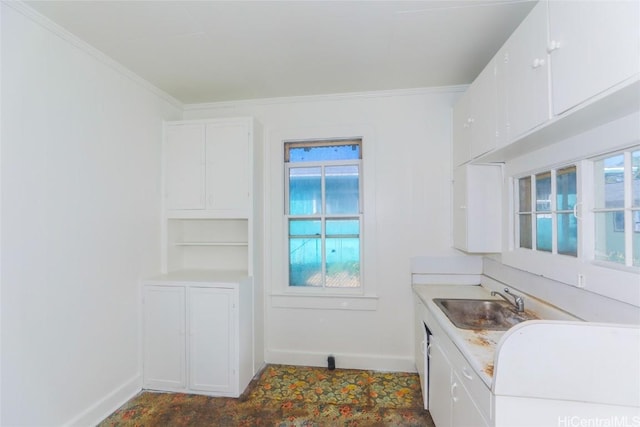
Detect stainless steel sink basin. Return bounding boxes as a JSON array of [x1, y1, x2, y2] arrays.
[[433, 298, 538, 331]]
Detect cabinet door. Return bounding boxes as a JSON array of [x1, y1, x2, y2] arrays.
[[504, 0, 550, 140], [414, 302, 429, 409], [429, 336, 453, 427], [453, 165, 502, 253], [452, 166, 468, 251], [469, 59, 498, 159], [205, 123, 250, 216], [165, 124, 206, 210], [189, 287, 236, 394], [549, 0, 640, 115], [143, 285, 186, 390], [452, 90, 472, 167], [451, 371, 489, 427]]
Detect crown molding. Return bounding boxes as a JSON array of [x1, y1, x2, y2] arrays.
[[184, 85, 468, 112], [3, 0, 183, 110]]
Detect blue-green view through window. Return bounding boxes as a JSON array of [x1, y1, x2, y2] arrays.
[[285, 140, 362, 288]]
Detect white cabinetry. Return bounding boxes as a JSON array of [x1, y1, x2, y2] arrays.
[[452, 57, 498, 165], [143, 285, 186, 390], [162, 117, 260, 276], [164, 118, 253, 218], [548, 0, 640, 115], [142, 272, 253, 397], [429, 335, 490, 427], [429, 335, 453, 427], [502, 0, 550, 141], [453, 0, 639, 164], [453, 164, 502, 253]]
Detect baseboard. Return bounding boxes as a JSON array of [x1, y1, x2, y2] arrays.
[[63, 374, 142, 427], [266, 349, 416, 373]]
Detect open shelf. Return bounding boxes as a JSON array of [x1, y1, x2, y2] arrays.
[[165, 218, 250, 273]]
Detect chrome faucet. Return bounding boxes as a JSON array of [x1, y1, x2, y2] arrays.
[[491, 288, 525, 312]]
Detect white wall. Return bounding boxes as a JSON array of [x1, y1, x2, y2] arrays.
[[1, 3, 181, 425], [184, 88, 460, 371]]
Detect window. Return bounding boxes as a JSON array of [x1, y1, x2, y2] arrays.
[[593, 148, 640, 267], [284, 139, 362, 289], [516, 165, 578, 257]]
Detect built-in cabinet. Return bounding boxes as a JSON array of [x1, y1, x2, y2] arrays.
[[162, 117, 259, 275], [143, 273, 253, 397], [429, 335, 490, 427], [453, 57, 498, 165], [548, 0, 640, 116], [143, 117, 262, 398], [452, 164, 502, 253], [165, 119, 251, 218], [453, 0, 639, 165], [501, 0, 550, 142], [451, 0, 639, 254]]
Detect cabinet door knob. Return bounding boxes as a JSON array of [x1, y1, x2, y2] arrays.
[[531, 58, 546, 69], [547, 40, 561, 53]]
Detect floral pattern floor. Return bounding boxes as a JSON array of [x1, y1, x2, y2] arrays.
[[100, 364, 434, 426]]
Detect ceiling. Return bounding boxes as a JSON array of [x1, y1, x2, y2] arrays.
[[26, 0, 537, 104]]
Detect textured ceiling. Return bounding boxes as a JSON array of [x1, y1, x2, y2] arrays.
[[26, 0, 536, 104]]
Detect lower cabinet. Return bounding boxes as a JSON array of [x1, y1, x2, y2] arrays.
[[143, 277, 253, 397], [429, 335, 490, 427]]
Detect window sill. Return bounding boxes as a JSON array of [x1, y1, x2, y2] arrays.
[[270, 293, 378, 311]]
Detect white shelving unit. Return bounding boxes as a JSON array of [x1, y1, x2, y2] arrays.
[[143, 117, 263, 398]]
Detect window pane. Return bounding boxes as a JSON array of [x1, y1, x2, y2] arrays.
[[595, 154, 624, 209], [536, 214, 552, 252], [633, 151, 640, 207], [519, 177, 532, 212], [325, 165, 359, 214], [556, 166, 577, 211], [557, 213, 577, 256], [289, 219, 321, 236], [287, 143, 361, 162], [325, 238, 360, 288], [289, 167, 321, 215], [536, 172, 551, 212], [289, 237, 322, 286], [326, 219, 359, 236], [594, 211, 625, 264], [519, 214, 532, 249]]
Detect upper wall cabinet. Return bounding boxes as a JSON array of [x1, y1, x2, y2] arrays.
[[548, 0, 640, 115], [453, 57, 498, 165], [453, 0, 639, 164], [165, 118, 254, 218], [502, 0, 550, 142]]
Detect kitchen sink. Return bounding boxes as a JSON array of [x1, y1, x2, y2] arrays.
[[433, 298, 538, 331]]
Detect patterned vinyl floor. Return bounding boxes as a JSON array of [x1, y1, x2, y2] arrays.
[[99, 364, 434, 426]]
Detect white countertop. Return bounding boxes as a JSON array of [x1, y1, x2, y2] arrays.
[[412, 283, 578, 388]]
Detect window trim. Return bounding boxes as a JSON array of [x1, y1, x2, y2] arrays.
[[283, 139, 364, 294], [501, 112, 640, 307], [515, 164, 579, 258], [590, 147, 640, 268]]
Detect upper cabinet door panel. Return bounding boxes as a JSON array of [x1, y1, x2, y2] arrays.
[[166, 124, 206, 210], [205, 123, 250, 215], [549, 0, 640, 115], [504, 0, 550, 140], [469, 59, 497, 160], [452, 90, 472, 166]]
